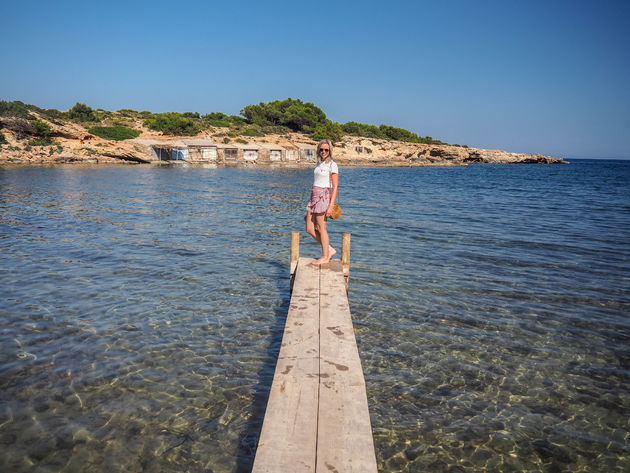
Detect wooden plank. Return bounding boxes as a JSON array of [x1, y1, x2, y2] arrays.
[[254, 253, 376, 473], [341, 233, 351, 277], [252, 257, 320, 473], [316, 259, 378, 473], [290, 231, 300, 277]]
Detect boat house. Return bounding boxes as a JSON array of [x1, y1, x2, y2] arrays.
[[296, 143, 317, 162], [181, 138, 217, 162], [259, 144, 285, 162]]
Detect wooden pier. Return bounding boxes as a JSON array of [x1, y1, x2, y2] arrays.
[[252, 233, 377, 473]]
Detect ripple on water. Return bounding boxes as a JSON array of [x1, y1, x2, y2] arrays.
[[1, 163, 629, 472]]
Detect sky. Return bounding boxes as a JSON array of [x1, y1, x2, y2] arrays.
[[2, 0, 629, 159]]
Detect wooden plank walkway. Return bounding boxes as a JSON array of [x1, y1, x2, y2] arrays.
[[252, 256, 377, 473]]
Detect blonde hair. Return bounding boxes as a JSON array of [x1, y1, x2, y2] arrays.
[[316, 139, 333, 161]]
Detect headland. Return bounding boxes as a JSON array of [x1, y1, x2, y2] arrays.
[[0, 100, 567, 166]]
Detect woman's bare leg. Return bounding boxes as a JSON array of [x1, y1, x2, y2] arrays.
[[311, 214, 331, 265], [306, 212, 336, 262], [305, 211, 320, 242]]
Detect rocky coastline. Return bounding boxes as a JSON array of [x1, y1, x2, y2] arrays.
[[0, 113, 568, 167]]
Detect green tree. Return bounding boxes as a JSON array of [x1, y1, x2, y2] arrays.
[[68, 102, 98, 122], [341, 121, 385, 139], [312, 120, 343, 143], [379, 124, 421, 142], [241, 98, 327, 132]]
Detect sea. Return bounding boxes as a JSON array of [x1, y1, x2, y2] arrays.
[[0, 160, 628, 473]]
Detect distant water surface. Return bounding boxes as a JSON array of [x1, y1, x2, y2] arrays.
[[0, 160, 629, 472]]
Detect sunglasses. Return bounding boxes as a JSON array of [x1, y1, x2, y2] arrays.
[[319, 148, 330, 152]]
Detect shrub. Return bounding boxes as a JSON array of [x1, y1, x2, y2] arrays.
[[205, 119, 231, 128], [23, 103, 66, 122], [32, 119, 53, 137], [311, 120, 344, 143], [202, 112, 248, 128], [144, 113, 200, 136], [243, 128, 264, 137], [26, 119, 54, 145], [40, 108, 65, 121], [181, 112, 200, 119], [223, 137, 231, 143], [117, 108, 138, 117], [28, 137, 54, 146], [88, 125, 141, 141], [204, 112, 228, 121], [68, 102, 98, 122], [0, 100, 33, 119], [236, 138, 247, 144], [48, 144, 63, 155], [379, 124, 422, 143], [229, 115, 247, 125], [341, 121, 385, 139], [0, 132, 7, 144]]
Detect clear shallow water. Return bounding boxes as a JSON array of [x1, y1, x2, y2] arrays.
[[0, 161, 629, 472]]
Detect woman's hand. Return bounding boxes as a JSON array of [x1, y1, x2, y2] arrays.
[[325, 205, 333, 218]]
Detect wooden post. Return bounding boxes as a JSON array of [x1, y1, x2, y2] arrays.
[[290, 231, 300, 291], [341, 233, 351, 290]]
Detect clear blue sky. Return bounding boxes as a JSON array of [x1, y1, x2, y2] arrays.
[[2, 0, 629, 159]]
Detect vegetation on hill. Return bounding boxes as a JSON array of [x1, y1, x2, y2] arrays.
[[28, 119, 54, 146], [68, 102, 98, 122], [240, 98, 447, 144], [0, 100, 34, 120], [1, 98, 451, 146], [144, 113, 200, 136], [202, 112, 247, 128], [241, 98, 327, 133], [0, 101, 56, 145], [88, 125, 141, 141]]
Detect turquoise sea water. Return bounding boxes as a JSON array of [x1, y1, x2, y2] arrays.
[[0, 160, 629, 472]]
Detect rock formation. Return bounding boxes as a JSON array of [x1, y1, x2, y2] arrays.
[[0, 113, 568, 166]]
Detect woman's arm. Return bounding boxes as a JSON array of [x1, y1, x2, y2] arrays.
[[326, 172, 339, 217]]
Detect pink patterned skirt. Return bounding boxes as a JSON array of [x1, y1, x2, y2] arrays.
[[305, 186, 330, 214]]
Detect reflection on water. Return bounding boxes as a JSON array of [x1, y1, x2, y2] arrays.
[[1, 162, 629, 472]]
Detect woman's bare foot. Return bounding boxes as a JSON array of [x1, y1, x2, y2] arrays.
[[310, 256, 331, 266], [329, 246, 337, 258]]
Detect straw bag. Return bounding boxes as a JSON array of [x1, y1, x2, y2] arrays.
[[328, 163, 341, 220]]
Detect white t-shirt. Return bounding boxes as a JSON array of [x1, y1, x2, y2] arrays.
[[313, 160, 338, 188]]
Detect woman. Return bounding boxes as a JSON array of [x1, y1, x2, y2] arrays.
[[305, 139, 339, 265]]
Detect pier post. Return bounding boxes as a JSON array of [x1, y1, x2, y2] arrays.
[[342, 232, 351, 290], [290, 231, 300, 290]]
